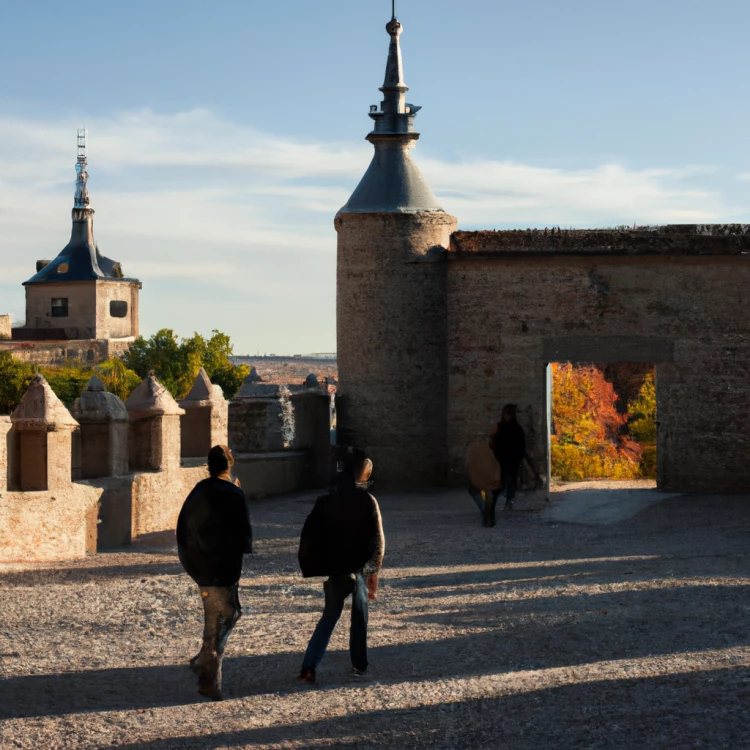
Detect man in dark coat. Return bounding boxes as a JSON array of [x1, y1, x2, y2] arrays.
[[297, 447, 385, 683], [176, 445, 252, 700], [489, 404, 527, 522]]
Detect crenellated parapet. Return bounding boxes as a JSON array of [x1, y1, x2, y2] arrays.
[[125, 373, 185, 473], [9, 375, 79, 492], [228, 372, 332, 495], [72, 375, 129, 478], [0, 370, 332, 563], [178, 368, 228, 458]]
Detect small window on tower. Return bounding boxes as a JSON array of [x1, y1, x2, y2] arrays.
[[51, 298, 68, 317], [110, 301, 128, 318]]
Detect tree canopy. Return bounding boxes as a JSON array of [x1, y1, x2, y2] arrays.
[[122, 329, 249, 399], [0, 329, 248, 414]]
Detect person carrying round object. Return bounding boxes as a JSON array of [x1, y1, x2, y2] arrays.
[[466, 438, 502, 527]]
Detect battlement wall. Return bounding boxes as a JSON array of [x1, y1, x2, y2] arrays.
[[0, 371, 331, 563], [451, 225, 750, 257]]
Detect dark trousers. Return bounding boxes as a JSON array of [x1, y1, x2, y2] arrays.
[[484, 465, 519, 523], [301, 573, 368, 673], [191, 584, 241, 696], [500, 464, 519, 503]]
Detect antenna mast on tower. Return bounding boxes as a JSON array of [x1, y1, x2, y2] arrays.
[[77, 128, 87, 164], [74, 128, 90, 209]]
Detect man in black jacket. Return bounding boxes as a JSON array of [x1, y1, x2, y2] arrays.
[[297, 447, 385, 683], [489, 404, 527, 522], [176, 445, 252, 700]]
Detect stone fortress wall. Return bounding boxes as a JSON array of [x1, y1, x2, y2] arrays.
[[446, 226, 750, 493], [0, 369, 331, 563], [0, 336, 133, 365]]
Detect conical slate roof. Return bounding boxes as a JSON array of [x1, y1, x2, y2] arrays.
[[25, 132, 138, 285], [338, 14, 443, 216], [125, 374, 185, 418], [72, 375, 129, 423], [10, 374, 79, 428]]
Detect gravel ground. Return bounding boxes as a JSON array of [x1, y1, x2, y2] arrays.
[[0, 487, 748, 749]]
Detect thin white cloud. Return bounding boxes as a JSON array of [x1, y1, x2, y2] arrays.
[[0, 108, 739, 351]]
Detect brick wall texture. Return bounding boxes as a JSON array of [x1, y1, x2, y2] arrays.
[[338, 223, 750, 492], [336, 212, 457, 488]]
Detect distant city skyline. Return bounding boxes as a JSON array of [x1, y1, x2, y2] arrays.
[[2, 0, 749, 353]]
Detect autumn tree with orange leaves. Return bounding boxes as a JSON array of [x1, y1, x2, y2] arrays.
[[551, 363, 643, 481]]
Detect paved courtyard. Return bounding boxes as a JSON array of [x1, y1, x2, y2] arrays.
[[0, 485, 748, 749]]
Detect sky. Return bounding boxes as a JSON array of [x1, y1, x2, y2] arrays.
[[1, 0, 749, 354]]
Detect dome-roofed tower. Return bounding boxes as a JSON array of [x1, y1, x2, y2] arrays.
[[19, 130, 141, 344], [335, 8, 457, 488]]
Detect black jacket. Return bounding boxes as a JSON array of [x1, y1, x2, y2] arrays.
[[492, 421, 526, 468], [299, 481, 384, 578], [176, 477, 252, 587]]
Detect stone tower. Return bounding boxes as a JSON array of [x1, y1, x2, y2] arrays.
[[335, 11, 457, 487], [21, 130, 140, 341]]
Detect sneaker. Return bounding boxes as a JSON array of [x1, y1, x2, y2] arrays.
[[351, 667, 367, 677], [296, 668, 316, 684]]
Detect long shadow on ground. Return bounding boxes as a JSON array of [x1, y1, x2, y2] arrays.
[[1, 579, 747, 720], [85, 667, 750, 750]]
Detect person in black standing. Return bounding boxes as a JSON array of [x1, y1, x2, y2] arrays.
[[489, 404, 527, 523], [297, 447, 385, 683], [176, 445, 252, 701]]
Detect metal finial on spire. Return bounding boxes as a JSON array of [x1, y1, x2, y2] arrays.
[[74, 128, 90, 210], [338, 5, 442, 214]]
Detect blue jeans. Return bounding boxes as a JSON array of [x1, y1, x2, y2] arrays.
[[301, 573, 368, 673]]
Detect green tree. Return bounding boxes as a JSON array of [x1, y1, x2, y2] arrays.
[[202, 330, 249, 398], [122, 328, 248, 399], [123, 329, 187, 397], [97, 357, 142, 402], [628, 373, 657, 443], [627, 372, 657, 478], [39, 363, 92, 407], [0, 352, 35, 414]]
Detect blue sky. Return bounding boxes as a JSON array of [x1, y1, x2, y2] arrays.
[[1, 0, 749, 354]]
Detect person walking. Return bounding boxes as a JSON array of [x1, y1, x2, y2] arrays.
[[176, 445, 252, 701], [297, 447, 385, 683], [490, 404, 527, 520]]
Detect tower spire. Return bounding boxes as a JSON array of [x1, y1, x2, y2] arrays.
[[74, 128, 90, 210], [369, 14, 421, 136], [338, 8, 441, 215]]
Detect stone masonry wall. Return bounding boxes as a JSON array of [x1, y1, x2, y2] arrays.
[[336, 211, 457, 488], [447, 227, 750, 493], [25, 281, 98, 338], [0, 486, 100, 563], [0, 315, 10, 340], [95, 280, 140, 339], [0, 338, 128, 366]]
